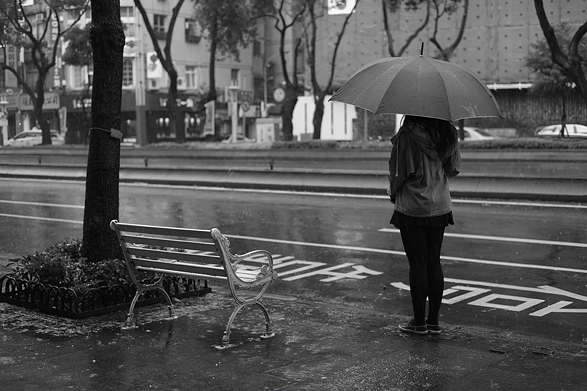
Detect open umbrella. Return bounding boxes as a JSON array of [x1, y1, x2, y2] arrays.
[[329, 53, 502, 121]]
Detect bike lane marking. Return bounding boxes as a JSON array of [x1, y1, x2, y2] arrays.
[[390, 279, 587, 317], [0, 211, 585, 276], [379, 228, 587, 248]]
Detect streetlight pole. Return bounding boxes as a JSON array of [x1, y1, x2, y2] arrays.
[[0, 96, 8, 146]]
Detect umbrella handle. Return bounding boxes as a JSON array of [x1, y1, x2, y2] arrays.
[[420, 42, 424, 56]]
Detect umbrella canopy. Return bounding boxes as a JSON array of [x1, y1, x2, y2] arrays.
[[329, 55, 502, 121]]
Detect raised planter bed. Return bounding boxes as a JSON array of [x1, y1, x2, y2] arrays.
[[0, 273, 211, 319]]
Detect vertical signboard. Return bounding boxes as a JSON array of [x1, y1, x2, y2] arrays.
[[5, 45, 18, 88]]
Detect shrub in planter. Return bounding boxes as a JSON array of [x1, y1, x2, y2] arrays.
[[8, 238, 129, 293], [1, 239, 209, 318]]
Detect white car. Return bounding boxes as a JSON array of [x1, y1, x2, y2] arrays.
[[462, 127, 495, 141], [221, 134, 256, 143], [5, 130, 64, 147], [534, 124, 587, 138]]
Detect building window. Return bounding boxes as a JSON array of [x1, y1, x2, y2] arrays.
[[72, 66, 83, 88], [184, 19, 201, 43], [87, 63, 94, 85], [230, 69, 239, 87], [120, 6, 133, 18], [154, 14, 166, 39], [253, 40, 261, 56], [121, 6, 134, 37], [185, 65, 199, 89], [122, 59, 133, 87]]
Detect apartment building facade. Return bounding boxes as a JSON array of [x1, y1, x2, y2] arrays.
[[3, 0, 585, 142]]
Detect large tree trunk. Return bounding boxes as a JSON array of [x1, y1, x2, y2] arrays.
[[312, 93, 325, 140], [81, 0, 125, 262], [281, 86, 297, 141], [560, 93, 567, 138], [35, 76, 51, 145], [167, 67, 184, 143], [206, 17, 218, 103]]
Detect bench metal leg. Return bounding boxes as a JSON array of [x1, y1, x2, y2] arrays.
[[122, 284, 177, 330], [220, 300, 275, 347], [122, 288, 143, 330], [256, 301, 276, 340]]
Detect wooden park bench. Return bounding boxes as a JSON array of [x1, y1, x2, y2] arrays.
[[110, 220, 278, 348]]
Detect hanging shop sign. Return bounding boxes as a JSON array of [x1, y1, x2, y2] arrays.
[[19, 93, 60, 111]]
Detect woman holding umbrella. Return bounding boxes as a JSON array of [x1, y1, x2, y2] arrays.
[[388, 115, 460, 335], [329, 48, 502, 335]]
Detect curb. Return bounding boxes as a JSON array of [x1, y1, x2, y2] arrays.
[[1, 163, 586, 203]]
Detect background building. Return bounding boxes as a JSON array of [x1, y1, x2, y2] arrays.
[[4, 0, 585, 144]]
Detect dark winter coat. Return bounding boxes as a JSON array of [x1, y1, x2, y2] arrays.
[[388, 121, 461, 218]]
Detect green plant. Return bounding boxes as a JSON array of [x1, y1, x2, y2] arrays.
[[9, 238, 130, 292]]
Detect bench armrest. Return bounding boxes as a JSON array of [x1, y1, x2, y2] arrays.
[[232, 249, 278, 285]]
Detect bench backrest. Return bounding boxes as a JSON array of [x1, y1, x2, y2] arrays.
[[110, 220, 229, 285]]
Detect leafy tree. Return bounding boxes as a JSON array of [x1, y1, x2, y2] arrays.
[[525, 24, 587, 137], [81, 0, 125, 262], [0, 0, 89, 145], [255, 0, 307, 141], [135, 0, 186, 143], [194, 0, 259, 104], [62, 24, 92, 66], [302, 0, 359, 140], [62, 24, 92, 143], [534, 0, 587, 108]]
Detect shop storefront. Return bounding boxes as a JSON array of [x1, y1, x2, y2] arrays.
[[60, 92, 136, 144], [0, 92, 61, 140]]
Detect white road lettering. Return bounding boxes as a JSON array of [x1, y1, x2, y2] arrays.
[[391, 279, 587, 317]]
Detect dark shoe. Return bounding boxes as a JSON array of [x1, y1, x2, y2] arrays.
[[398, 320, 428, 335], [426, 323, 442, 335]]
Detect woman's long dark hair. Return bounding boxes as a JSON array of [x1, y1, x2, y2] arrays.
[[403, 115, 458, 159]]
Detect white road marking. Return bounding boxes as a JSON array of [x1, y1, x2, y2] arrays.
[[0, 204, 585, 275], [0, 200, 84, 209], [2, 178, 586, 209], [390, 280, 587, 317], [379, 228, 587, 248], [0, 213, 82, 224]]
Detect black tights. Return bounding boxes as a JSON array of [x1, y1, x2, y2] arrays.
[[399, 225, 445, 326]]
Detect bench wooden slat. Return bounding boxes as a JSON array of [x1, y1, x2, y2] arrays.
[[133, 257, 227, 277], [121, 234, 217, 252], [116, 222, 212, 239], [135, 266, 228, 281], [129, 247, 222, 265]]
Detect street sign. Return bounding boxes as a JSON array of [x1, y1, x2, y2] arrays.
[[0, 119, 8, 126], [241, 101, 251, 112], [238, 90, 253, 103]]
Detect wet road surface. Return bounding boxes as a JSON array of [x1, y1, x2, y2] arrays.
[[1, 178, 586, 346]]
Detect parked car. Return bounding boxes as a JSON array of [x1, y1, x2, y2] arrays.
[[5, 129, 64, 147], [221, 134, 256, 143], [462, 127, 495, 141], [534, 124, 587, 138]]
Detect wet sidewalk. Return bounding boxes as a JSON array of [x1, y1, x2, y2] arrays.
[[1, 286, 586, 391]]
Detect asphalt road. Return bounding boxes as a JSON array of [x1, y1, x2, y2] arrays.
[[1, 178, 586, 346]]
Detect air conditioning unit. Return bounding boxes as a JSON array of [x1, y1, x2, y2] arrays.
[[36, 13, 45, 22], [149, 79, 158, 91]]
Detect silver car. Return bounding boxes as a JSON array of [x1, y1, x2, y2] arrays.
[[5, 130, 65, 147], [534, 124, 587, 138]]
